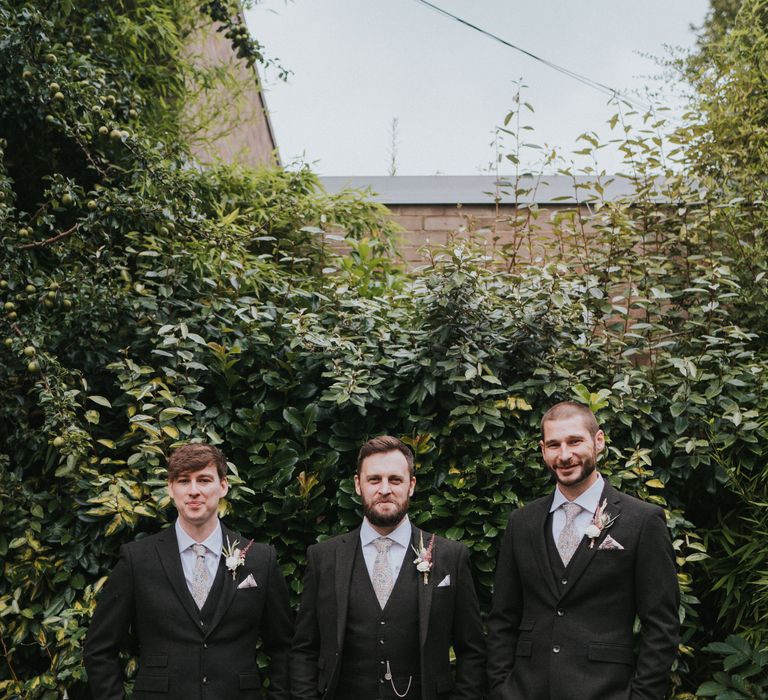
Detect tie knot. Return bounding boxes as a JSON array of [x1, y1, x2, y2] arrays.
[[192, 543, 207, 557], [373, 537, 392, 553], [561, 502, 581, 522]]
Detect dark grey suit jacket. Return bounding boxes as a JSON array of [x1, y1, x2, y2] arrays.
[[290, 525, 486, 700], [84, 522, 292, 700], [486, 482, 679, 700]]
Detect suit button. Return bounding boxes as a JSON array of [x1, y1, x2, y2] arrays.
[[560, 578, 568, 585], [380, 620, 385, 625], [552, 646, 561, 653], [379, 639, 384, 644], [557, 609, 565, 616], [203, 677, 208, 684]]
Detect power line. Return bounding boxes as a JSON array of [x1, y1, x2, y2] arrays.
[[414, 0, 657, 114]]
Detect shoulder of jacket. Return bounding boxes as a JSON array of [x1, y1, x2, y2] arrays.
[[309, 529, 359, 553], [430, 533, 465, 553], [511, 493, 552, 517], [123, 528, 168, 549], [611, 486, 664, 516]]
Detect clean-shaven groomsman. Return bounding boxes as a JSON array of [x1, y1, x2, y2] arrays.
[[84, 443, 292, 699], [487, 402, 680, 700], [291, 435, 486, 700]]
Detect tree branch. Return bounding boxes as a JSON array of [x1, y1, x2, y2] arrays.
[[18, 223, 79, 249]]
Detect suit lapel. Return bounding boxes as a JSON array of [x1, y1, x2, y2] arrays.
[[529, 494, 560, 601], [206, 524, 239, 635], [156, 526, 201, 629], [560, 482, 622, 597], [335, 528, 359, 650], [413, 527, 433, 649]]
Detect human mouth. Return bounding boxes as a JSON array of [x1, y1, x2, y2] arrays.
[[556, 463, 581, 477], [557, 461, 579, 470]]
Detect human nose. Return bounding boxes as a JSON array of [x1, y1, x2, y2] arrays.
[[379, 479, 392, 495], [558, 444, 572, 462]]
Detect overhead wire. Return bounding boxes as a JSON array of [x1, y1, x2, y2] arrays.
[[413, 0, 658, 115]]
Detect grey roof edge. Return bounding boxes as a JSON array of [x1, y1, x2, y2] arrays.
[[319, 175, 666, 205]]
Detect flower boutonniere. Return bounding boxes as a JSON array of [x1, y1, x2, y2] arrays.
[[222, 536, 254, 579], [585, 499, 620, 548], [411, 532, 436, 584]]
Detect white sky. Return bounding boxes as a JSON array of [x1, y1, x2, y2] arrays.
[[245, 0, 710, 176]]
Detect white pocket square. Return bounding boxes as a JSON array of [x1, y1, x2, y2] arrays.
[[437, 575, 451, 587], [237, 573, 258, 589], [598, 535, 625, 551]]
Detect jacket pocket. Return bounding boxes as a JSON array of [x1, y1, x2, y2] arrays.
[[517, 619, 535, 632], [142, 654, 168, 668], [240, 672, 262, 689], [134, 675, 169, 692], [435, 674, 455, 693], [515, 640, 533, 657], [588, 642, 634, 665]]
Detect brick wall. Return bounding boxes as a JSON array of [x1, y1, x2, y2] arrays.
[[388, 203, 581, 266], [184, 23, 277, 168]]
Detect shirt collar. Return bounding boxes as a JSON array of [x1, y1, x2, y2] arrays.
[[550, 472, 604, 514], [175, 518, 223, 555], [360, 515, 412, 549]]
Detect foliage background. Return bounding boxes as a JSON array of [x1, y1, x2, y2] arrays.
[[1, 0, 767, 698]]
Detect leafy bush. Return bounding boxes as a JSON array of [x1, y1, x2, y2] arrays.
[[696, 635, 768, 699], [2, 0, 768, 697]]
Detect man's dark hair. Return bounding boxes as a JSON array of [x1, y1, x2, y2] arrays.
[[540, 402, 600, 440], [168, 443, 227, 481], [356, 435, 415, 477]]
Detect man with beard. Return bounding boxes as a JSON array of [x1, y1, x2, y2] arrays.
[[486, 402, 680, 700], [290, 435, 485, 700]]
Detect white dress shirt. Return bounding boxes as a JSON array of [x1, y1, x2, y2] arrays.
[[176, 519, 222, 594], [359, 516, 412, 581], [550, 473, 605, 542]]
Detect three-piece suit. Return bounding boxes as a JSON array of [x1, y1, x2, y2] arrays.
[[486, 482, 679, 700], [290, 525, 486, 700]]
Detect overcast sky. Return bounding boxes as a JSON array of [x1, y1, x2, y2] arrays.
[[245, 0, 710, 176]]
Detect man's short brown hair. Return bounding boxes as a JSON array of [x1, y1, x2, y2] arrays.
[[540, 402, 600, 440], [356, 436, 415, 477], [167, 443, 227, 481]]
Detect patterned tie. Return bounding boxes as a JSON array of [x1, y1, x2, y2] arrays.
[[557, 502, 583, 566], [372, 537, 394, 608], [191, 543, 211, 609]]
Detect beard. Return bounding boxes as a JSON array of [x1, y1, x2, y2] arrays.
[[363, 496, 410, 528], [548, 453, 597, 488]]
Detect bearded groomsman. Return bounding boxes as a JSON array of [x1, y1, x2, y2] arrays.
[[84, 443, 292, 699], [290, 435, 486, 700], [487, 402, 680, 700]]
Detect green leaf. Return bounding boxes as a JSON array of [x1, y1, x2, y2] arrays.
[[445, 526, 465, 540], [159, 407, 192, 419], [88, 395, 112, 408]]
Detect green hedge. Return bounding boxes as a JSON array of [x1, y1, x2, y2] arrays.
[[2, 0, 768, 697]]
